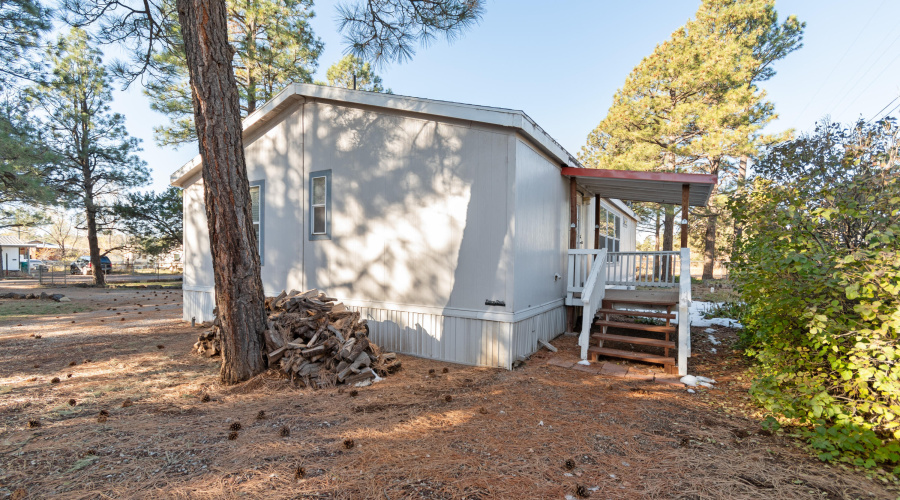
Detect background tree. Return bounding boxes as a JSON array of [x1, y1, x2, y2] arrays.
[[0, 0, 59, 228], [579, 0, 803, 278], [145, 0, 323, 146], [30, 28, 148, 286], [316, 54, 390, 92], [113, 186, 183, 257], [64, 0, 485, 384]]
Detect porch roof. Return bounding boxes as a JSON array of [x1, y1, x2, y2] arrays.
[[560, 167, 717, 206]]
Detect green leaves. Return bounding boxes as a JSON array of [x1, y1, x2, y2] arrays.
[[734, 117, 900, 470]]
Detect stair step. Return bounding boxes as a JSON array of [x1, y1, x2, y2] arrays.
[[588, 346, 675, 365], [593, 320, 676, 334], [595, 308, 675, 320], [605, 298, 677, 307], [592, 333, 676, 349]]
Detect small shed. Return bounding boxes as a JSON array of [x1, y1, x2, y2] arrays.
[[172, 84, 639, 369], [0, 235, 37, 275]]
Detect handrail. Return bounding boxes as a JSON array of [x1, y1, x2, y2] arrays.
[[579, 249, 607, 360], [677, 247, 691, 375]]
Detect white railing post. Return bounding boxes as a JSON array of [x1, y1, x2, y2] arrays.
[[678, 247, 692, 376], [579, 249, 607, 360]]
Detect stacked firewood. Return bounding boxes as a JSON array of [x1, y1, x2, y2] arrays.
[[192, 289, 401, 387]]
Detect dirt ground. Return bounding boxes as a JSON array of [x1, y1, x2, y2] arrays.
[[0, 283, 895, 499]]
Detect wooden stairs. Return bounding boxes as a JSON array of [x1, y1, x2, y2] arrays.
[[587, 291, 680, 374]]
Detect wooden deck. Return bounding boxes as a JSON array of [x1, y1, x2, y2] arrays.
[[603, 289, 679, 306]]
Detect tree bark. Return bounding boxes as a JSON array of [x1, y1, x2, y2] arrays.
[[702, 212, 717, 279], [176, 0, 268, 384], [84, 201, 105, 286], [702, 158, 721, 280], [732, 154, 748, 253]]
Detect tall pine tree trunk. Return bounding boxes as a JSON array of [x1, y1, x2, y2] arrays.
[[702, 158, 721, 280], [732, 154, 748, 253], [176, 0, 268, 384], [84, 200, 105, 286]]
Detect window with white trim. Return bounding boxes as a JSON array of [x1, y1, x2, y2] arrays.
[[597, 204, 621, 253], [249, 182, 264, 262], [309, 170, 331, 240]]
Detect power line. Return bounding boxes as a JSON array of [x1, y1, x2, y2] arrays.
[[827, 28, 900, 114], [873, 100, 900, 123], [791, 0, 888, 128], [867, 95, 899, 123], [835, 51, 900, 118]]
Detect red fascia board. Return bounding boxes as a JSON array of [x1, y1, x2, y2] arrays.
[[560, 167, 718, 186]]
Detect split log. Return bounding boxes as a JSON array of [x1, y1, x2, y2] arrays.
[[192, 287, 398, 386]]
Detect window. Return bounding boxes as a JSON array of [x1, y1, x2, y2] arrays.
[[309, 170, 331, 240], [249, 180, 265, 264], [598, 203, 620, 253]]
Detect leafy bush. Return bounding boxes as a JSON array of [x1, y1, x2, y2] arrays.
[[730, 119, 900, 470], [701, 300, 747, 322]]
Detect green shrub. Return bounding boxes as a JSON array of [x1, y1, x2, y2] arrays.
[[731, 119, 900, 471]]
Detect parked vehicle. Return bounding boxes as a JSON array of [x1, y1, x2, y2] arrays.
[[70, 256, 112, 275], [28, 259, 48, 272]]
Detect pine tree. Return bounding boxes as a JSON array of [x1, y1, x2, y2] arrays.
[[145, 0, 323, 146], [63, 0, 483, 384], [0, 0, 56, 227], [316, 54, 389, 92], [30, 28, 149, 286], [579, 0, 802, 279], [113, 187, 183, 256]]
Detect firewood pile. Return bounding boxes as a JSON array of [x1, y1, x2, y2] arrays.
[[192, 289, 401, 387]]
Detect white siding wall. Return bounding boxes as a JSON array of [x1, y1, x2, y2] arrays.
[[1, 247, 22, 272], [179, 103, 580, 366], [182, 175, 215, 321], [244, 104, 306, 294], [301, 101, 514, 314], [512, 139, 568, 311]]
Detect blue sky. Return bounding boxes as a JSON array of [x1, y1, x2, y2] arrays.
[[110, 0, 900, 192]]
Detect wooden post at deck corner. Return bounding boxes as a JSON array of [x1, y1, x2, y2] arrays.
[[681, 184, 690, 249], [569, 178, 578, 249], [594, 194, 601, 249], [567, 177, 578, 333]]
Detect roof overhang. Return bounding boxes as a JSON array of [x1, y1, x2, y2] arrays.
[[171, 83, 585, 187], [561, 168, 717, 207]]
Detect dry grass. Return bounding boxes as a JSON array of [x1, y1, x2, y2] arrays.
[[0, 283, 895, 499]]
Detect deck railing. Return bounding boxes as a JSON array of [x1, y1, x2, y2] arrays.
[[578, 249, 607, 360], [566, 247, 693, 375], [565, 249, 603, 305], [605, 251, 680, 287], [677, 247, 691, 375]]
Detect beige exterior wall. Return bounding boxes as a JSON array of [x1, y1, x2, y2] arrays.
[[178, 99, 634, 365]]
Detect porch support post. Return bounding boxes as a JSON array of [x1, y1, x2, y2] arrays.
[[569, 177, 578, 249], [681, 184, 690, 249], [593, 194, 601, 249], [566, 176, 578, 333]]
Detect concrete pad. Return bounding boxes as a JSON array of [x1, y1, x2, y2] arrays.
[[572, 362, 601, 374], [599, 362, 630, 377], [654, 375, 685, 387], [623, 370, 655, 381], [546, 358, 576, 369]]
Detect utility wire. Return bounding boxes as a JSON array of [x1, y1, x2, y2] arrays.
[[827, 28, 900, 114], [835, 51, 900, 118], [867, 95, 899, 123], [874, 100, 900, 123], [791, 0, 887, 128]]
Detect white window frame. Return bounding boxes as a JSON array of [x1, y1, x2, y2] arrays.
[[249, 180, 265, 265], [309, 170, 331, 240]]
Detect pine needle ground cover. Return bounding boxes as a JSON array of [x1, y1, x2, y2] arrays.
[[0, 283, 894, 498]]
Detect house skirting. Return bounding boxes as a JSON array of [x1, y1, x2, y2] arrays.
[[181, 287, 565, 369]]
